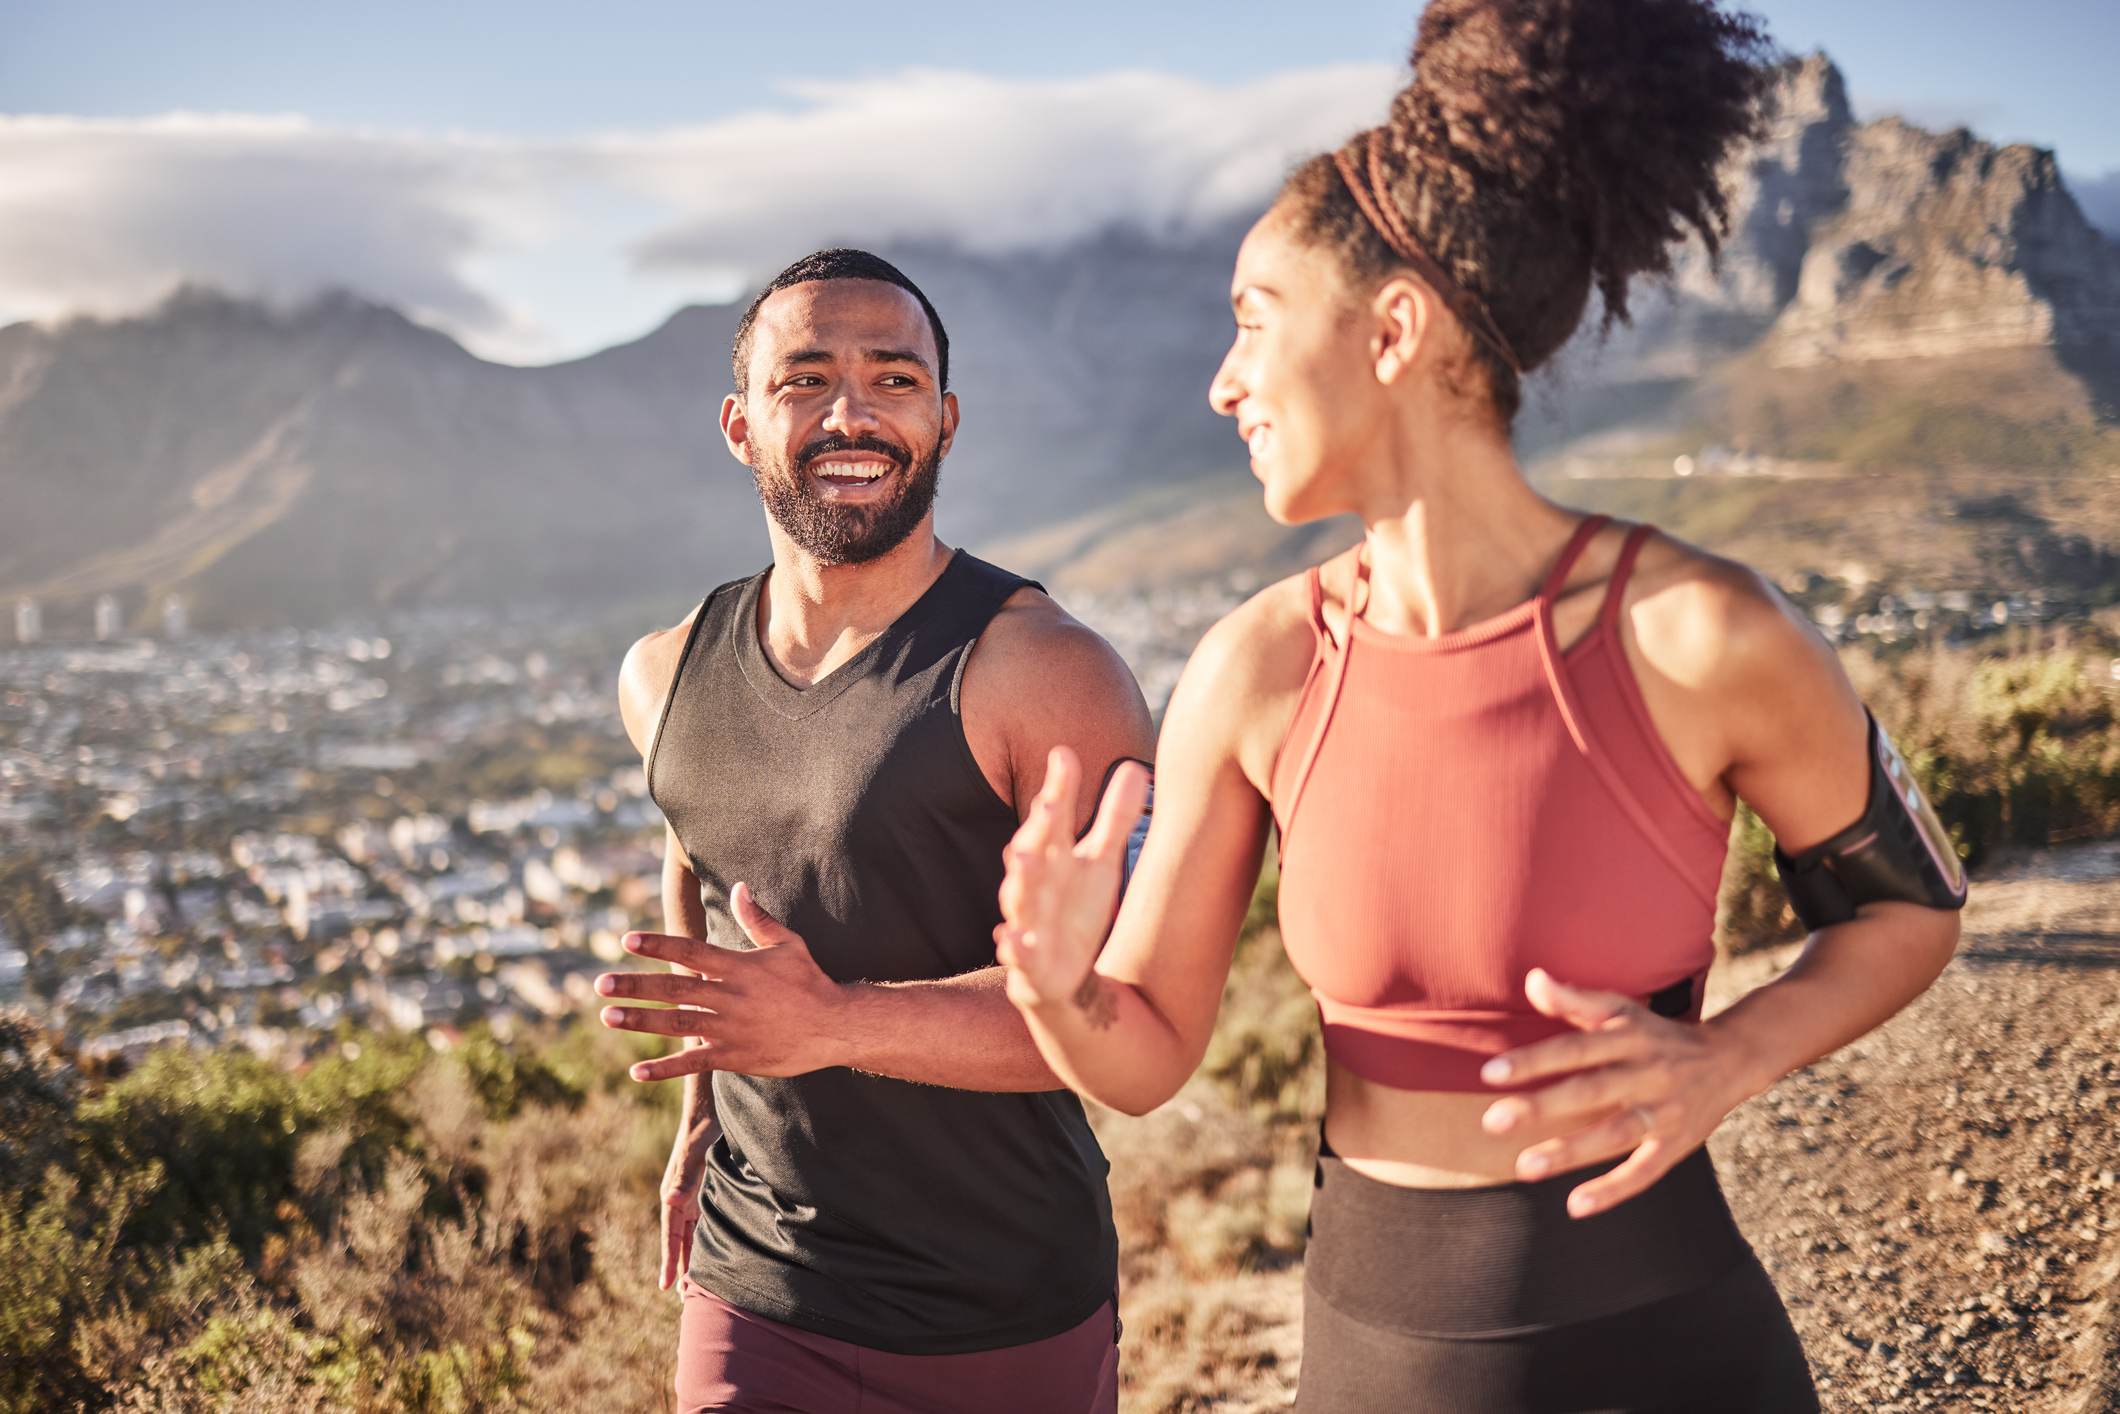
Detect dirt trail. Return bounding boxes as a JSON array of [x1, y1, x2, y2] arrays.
[[1120, 843, 2120, 1413], [1713, 841, 2120, 1413]]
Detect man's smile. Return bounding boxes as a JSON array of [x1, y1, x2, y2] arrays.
[[808, 452, 898, 489]]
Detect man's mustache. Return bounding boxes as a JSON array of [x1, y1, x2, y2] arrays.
[[795, 434, 912, 475]]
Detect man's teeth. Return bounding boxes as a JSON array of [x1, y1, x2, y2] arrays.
[[817, 462, 889, 481], [1248, 427, 1270, 456]]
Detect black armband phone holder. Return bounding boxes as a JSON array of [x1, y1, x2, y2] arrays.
[[1091, 757, 1154, 897], [1773, 713, 1968, 931]]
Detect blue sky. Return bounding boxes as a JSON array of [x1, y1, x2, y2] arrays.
[[9, 0, 2117, 167], [3, 0, 2114, 361]]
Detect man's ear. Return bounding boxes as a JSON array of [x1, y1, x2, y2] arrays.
[[720, 392, 754, 466], [937, 391, 960, 460], [1371, 276, 1432, 386]]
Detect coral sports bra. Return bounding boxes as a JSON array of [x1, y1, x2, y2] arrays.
[[1270, 516, 1731, 1093]]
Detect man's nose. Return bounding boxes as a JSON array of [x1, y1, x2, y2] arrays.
[[822, 390, 881, 437]]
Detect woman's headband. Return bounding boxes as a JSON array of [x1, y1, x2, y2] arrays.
[[1332, 131, 1524, 377]]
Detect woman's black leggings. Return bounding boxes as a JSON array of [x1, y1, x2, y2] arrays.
[[1297, 1141, 1819, 1414]]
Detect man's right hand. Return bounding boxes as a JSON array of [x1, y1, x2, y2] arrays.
[[659, 1117, 718, 1291]]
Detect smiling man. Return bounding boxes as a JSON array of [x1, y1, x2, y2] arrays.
[[599, 249, 1153, 1414]]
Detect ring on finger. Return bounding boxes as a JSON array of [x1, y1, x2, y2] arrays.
[[1631, 1104, 1656, 1135]]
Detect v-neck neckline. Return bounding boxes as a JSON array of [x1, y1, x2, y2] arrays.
[[734, 551, 964, 720]]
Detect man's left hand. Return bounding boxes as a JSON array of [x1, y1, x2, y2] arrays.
[[598, 882, 846, 1082], [1476, 968, 1752, 1218]]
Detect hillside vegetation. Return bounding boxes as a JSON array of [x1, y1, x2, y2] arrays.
[[7, 637, 2120, 1411], [0, 1022, 679, 1414]]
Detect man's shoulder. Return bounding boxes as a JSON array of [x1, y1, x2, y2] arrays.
[[964, 580, 1153, 754], [980, 583, 1125, 679], [618, 578, 754, 755], [619, 616, 697, 757]]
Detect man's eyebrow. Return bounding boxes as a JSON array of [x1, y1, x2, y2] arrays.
[[774, 347, 931, 374], [864, 347, 931, 373]]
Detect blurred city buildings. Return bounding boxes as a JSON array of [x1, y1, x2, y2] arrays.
[[0, 608, 665, 1063], [0, 567, 2094, 1069]]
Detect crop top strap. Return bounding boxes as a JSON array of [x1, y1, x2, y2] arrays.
[[1599, 522, 1659, 631], [1283, 556, 1366, 835], [1305, 564, 1329, 638], [1304, 556, 1372, 650], [1537, 514, 1610, 604]]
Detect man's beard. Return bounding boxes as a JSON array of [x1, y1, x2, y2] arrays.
[[753, 432, 943, 566]]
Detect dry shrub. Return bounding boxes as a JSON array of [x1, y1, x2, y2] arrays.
[[0, 1016, 683, 1414], [1095, 880, 1323, 1413], [1112, 1271, 1302, 1414]]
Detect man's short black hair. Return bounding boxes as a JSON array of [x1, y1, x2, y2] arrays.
[[731, 248, 949, 394]]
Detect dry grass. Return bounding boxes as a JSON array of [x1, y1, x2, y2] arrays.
[[1091, 917, 1321, 1414], [0, 1021, 681, 1414]]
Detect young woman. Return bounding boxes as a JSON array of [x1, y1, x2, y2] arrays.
[[994, 2, 1964, 1409]]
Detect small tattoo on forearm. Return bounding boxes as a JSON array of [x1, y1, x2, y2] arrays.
[[1073, 972, 1118, 1030]]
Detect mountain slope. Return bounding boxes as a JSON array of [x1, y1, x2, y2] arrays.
[[0, 224, 1257, 630], [0, 291, 765, 628], [1, 53, 2115, 628]]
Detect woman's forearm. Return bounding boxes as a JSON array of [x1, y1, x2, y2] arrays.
[[1020, 971, 1203, 1116], [1705, 900, 1960, 1105]]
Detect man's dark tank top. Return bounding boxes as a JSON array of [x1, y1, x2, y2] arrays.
[[646, 550, 1117, 1356]]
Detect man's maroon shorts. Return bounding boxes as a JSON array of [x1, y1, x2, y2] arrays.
[[675, 1281, 1120, 1414]]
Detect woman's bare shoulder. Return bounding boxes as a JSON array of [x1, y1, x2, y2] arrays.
[[1624, 529, 1846, 703], [1161, 561, 1337, 789], [1191, 561, 1334, 687]]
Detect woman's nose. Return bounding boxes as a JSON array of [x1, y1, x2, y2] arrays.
[[1208, 350, 1244, 417]]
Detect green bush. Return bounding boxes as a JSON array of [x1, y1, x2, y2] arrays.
[[0, 1017, 677, 1414], [77, 1047, 303, 1257], [447, 1027, 584, 1122]]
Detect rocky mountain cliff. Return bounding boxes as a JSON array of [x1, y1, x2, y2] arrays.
[[1767, 115, 2120, 368], [1, 54, 2114, 628], [1555, 54, 2120, 394]]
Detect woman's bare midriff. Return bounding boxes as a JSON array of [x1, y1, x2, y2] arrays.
[[1323, 1057, 1616, 1188]]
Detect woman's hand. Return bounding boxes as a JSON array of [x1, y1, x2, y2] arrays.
[[995, 746, 1151, 1017], [1478, 968, 1759, 1218]]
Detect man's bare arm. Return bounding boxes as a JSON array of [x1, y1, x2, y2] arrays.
[[602, 583, 1155, 1094], [611, 905, 1070, 1090], [661, 829, 715, 1128], [617, 616, 722, 1289], [653, 830, 719, 1290]]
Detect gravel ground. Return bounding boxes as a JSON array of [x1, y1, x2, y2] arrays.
[[1123, 840, 2120, 1412], [1712, 840, 2120, 1413]]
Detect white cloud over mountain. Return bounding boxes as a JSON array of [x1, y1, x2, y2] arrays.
[[609, 66, 1400, 270], [0, 65, 1399, 362], [0, 114, 557, 354]]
